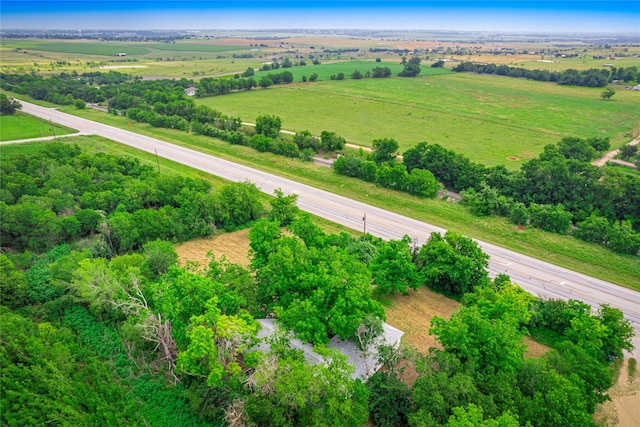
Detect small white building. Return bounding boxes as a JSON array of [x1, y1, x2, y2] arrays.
[[255, 318, 404, 379], [184, 86, 197, 96]]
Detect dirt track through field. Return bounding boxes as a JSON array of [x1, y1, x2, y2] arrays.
[[592, 136, 640, 167]]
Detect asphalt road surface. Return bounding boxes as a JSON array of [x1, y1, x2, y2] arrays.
[[14, 101, 640, 358]]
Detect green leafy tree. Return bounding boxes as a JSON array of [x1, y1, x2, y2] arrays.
[[375, 163, 408, 190], [431, 305, 526, 379], [370, 235, 419, 295], [248, 219, 283, 269], [528, 203, 572, 235], [255, 114, 281, 138], [372, 138, 399, 165], [619, 144, 638, 159], [557, 137, 597, 162], [0, 255, 28, 309], [574, 214, 611, 245], [319, 130, 346, 151], [177, 297, 259, 387], [444, 404, 520, 427], [399, 56, 422, 77], [415, 231, 490, 296], [516, 357, 598, 427], [74, 98, 86, 109], [293, 129, 319, 150], [267, 188, 299, 226], [0, 93, 21, 115], [214, 181, 264, 231], [607, 220, 640, 255], [242, 67, 255, 77], [367, 371, 412, 427], [244, 344, 369, 427], [142, 239, 178, 278], [596, 304, 635, 360], [406, 168, 439, 198], [600, 87, 616, 100], [509, 202, 529, 226]]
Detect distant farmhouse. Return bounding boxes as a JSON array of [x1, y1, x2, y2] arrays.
[[255, 318, 404, 380], [184, 86, 197, 96], [116, 53, 127, 57]]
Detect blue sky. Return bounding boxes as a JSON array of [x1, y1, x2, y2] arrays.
[[1, 1, 638, 32]]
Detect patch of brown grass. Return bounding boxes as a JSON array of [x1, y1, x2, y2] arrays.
[[175, 228, 251, 269], [384, 287, 460, 354], [385, 287, 552, 358], [523, 335, 551, 358]]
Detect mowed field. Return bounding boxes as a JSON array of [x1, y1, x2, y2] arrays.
[[0, 112, 77, 141], [198, 72, 640, 168]]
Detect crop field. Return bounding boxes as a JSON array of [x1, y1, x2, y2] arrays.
[[0, 112, 77, 141], [198, 72, 640, 168]]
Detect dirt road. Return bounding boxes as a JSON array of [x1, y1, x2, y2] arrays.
[[592, 136, 640, 167]]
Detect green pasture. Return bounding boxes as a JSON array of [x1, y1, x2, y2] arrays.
[[1, 40, 149, 56], [0, 112, 77, 141], [198, 72, 640, 168], [52, 107, 640, 290], [253, 60, 451, 81]]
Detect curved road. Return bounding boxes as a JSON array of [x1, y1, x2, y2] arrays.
[[13, 101, 640, 358]]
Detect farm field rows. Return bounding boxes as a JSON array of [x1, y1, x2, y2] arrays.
[[199, 72, 640, 168]]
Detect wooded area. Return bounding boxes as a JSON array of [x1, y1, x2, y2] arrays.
[[1, 143, 634, 426]]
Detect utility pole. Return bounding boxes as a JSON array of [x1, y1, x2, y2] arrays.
[[155, 149, 161, 172], [50, 119, 56, 139], [362, 213, 366, 235]]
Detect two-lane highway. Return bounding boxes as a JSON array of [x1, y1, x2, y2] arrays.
[[13, 101, 640, 358]]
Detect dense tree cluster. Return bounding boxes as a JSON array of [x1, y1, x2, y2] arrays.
[[0, 143, 264, 256], [335, 135, 639, 255], [333, 148, 440, 198], [453, 62, 638, 87], [370, 280, 633, 427], [1, 143, 634, 425], [0, 71, 131, 105], [399, 56, 422, 77]]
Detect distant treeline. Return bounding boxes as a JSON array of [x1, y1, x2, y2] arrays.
[[453, 61, 638, 87]]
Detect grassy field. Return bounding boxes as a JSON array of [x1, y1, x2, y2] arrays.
[[198, 72, 640, 168], [1, 39, 150, 56], [0, 112, 77, 141], [252, 60, 451, 81], [30, 106, 639, 290]]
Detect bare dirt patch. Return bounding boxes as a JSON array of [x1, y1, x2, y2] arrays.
[[507, 156, 520, 161], [595, 359, 640, 427], [175, 229, 251, 269]]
